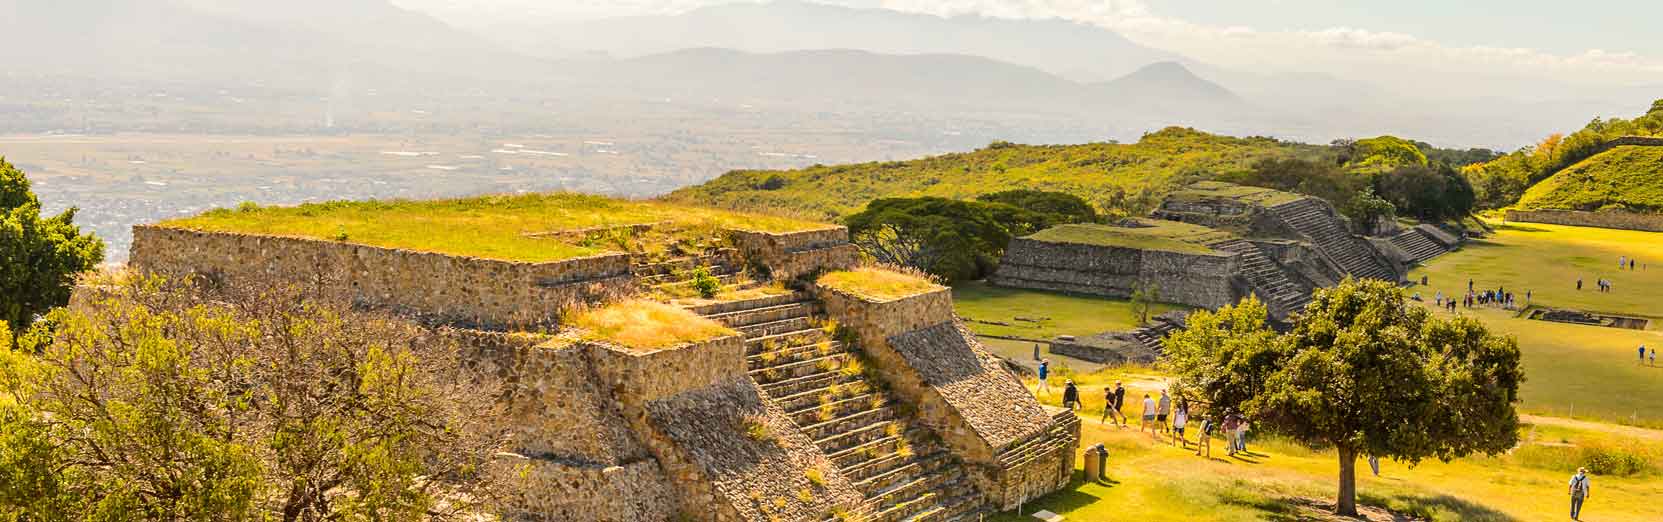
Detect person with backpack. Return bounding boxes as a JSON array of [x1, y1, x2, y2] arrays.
[[1221, 411, 1240, 456], [1102, 381, 1127, 427], [1569, 467, 1592, 520], [1036, 359, 1051, 395], [1061, 379, 1080, 411], [1171, 402, 1189, 449], [1156, 390, 1173, 442], [1196, 415, 1213, 458]]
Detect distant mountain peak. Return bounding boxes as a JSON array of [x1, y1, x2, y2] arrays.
[[1098, 61, 1240, 104]]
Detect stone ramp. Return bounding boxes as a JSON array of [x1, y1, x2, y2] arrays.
[[1208, 239, 1311, 317], [697, 293, 985, 522], [1268, 198, 1398, 282], [1388, 228, 1449, 266]]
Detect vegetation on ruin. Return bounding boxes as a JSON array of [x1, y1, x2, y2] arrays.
[[843, 194, 1094, 281], [0, 159, 104, 336], [1221, 152, 1477, 223], [1022, 220, 1228, 255], [160, 192, 830, 263], [570, 299, 735, 351], [1463, 100, 1663, 209], [0, 276, 505, 519], [1005, 366, 1663, 522], [816, 267, 944, 302], [1514, 145, 1663, 213]]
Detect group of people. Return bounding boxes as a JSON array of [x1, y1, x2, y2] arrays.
[[1639, 344, 1656, 366], [1586, 278, 1616, 292], [1414, 278, 1528, 313], [1060, 378, 1253, 458]]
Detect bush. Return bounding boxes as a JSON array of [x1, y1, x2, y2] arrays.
[[691, 266, 722, 299]]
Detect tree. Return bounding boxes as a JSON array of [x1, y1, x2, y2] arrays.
[[0, 159, 104, 336], [1129, 281, 1160, 326], [1163, 279, 1522, 516], [0, 275, 507, 520], [975, 190, 1099, 225], [843, 197, 1041, 282], [1343, 187, 1395, 233]]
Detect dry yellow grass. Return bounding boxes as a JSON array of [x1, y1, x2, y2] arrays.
[[817, 267, 944, 302], [569, 299, 734, 352]]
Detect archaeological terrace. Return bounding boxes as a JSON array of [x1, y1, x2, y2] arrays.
[[113, 193, 1078, 522]]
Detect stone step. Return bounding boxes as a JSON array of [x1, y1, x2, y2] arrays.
[[744, 328, 831, 353], [816, 419, 902, 454], [738, 316, 818, 338], [760, 368, 863, 398], [748, 340, 847, 368], [685, 291, 813, 316], [800, 406, 895, 442], [774, 380, 874, 413], [749, 352, 854, 384], [707, 301, 818, 328]]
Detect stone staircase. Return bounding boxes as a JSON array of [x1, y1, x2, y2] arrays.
[[1269, 198, 1397, 282], [633, 250, 745, 296], [1389, 229, 1448, 265], [1126, 312, 1187, 356], [693, 293, 985, 522], [1209, 239, 1311, 317]]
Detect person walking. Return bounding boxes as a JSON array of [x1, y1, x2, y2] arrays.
[[1651, 347, 1656, 366], [1196, 415, 1213, 458], [1156, 390, 1173, 441], [1102, 381, 1128, 426], [1368, 455, 1381, 477], [1577, 278, 1583, 291], [1036, 359, 1051, 395], [1172, 403, 1189, 449], [1061, 379, 1080, 411], [1642, 345, 1649, 366], [1221, 411, 1239, 456], [1569, 467, 1592, 520], [1141, 394, 1157, 440], [1468, 278, 1474, 292]]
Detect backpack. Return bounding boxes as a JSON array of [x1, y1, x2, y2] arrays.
[[1571, 475, 1587, 495]]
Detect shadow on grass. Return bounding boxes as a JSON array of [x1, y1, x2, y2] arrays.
[[1359, 491, 1517, 522]]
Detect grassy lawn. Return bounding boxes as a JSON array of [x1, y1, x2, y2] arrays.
[[159, 192, 830, 262], [1517, 146, 1663, 212], [1022, 220, 1232, 255], [951, 281, 1184, 342], [1004, 368, 1663, 522], [1407, 221, 1663, 427]]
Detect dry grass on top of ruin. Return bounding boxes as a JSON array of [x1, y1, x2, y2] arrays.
[[817, 266, 945, 302], [569, 299, 735, 352], [1168, 180, 1305, 207], [158, 192, 833, 263], [1023, 219, 1231, 255]]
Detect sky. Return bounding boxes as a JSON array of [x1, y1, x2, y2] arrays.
[[393, 0, 1663, 97]]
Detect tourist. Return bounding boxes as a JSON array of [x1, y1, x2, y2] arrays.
[[1468, 278, 1474, 292], [1172, 402, 1189, 449], [1196, 415, 1213, 458], [1236, 417, 1251, 454], [1526, 290, 1532, 306], [1037, 359, 1051, 395], [1421, 275, 1428, 286], [1619, 256, 1626, 269], [1577, 278, 1583, 291], [1156, 390, 1172, 440], [1569, 467, 1592, 520], [1103, 381, 1128, 426], [1448, 299, 1457, 313], [1368, 454, 1381, 477], [1435, 291, 1444, 307], [1630, 259, 1637, 270], [1651, 347, 1656, 366], [1641, 345, 1649, 366], [1062, 379, 1080, 411], [1221, 411, 1240, 456], [1141, 394, 1157, 440]]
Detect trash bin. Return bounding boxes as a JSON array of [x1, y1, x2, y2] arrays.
[[1092, 443, 1109, 480], [1082, 446, 1101, 482]]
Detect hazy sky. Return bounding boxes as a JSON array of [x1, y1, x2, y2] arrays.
[[395, 0, 1663, 94]]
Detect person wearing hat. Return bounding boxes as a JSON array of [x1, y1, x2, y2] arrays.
[[1061, 379, 1080, 411], [1569, 467, 1592, 520]]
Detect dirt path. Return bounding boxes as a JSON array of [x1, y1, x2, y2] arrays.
[[1521, 414, 1663, 442]]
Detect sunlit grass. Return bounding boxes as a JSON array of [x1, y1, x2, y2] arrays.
[[952, 281, 1184, 341], [159, 192, 830, 262], [817, 267, 944, 302], [569, 299, 734, 352]]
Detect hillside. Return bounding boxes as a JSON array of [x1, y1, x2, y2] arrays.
[[664, 128, 1321, 220], [1515, 145, 1663, 213]]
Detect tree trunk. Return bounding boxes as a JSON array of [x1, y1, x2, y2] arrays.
[[1336, 446, 1358, 516]]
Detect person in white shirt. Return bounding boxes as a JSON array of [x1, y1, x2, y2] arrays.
[[1171, 403, 1189, 449], [1140, 394, 1156, 440], [1568, 467, 1592, 520]]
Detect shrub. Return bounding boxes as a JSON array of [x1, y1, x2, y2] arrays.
[[691, 266, 721, 299], [804, 467, 826, 487], [742, 414, 775, 443]]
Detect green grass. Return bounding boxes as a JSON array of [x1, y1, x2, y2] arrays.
[[1022, 220, 1231, 255], [570, 299, 735, 352], [666, 128, 1325, 220], [1167, 180, 1306, 207], [816, 267, 944, 302], [952, 281, 1184, 341], [159, 192, 830, 262], [1407, 220, 1663, 427], [1006, 368, 1663, 522], [1516, 145, 1663, 213]]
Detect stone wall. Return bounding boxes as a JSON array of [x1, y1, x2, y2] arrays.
[[989, 238, 1242, 310], [1251, 239, 1342, 290], [812, 283, 1074, 512], [728, 227, 859, 280], [129, 226, 634, 328], [587, 335, 747, 407], [1506, 209, 1663, 232], [497, 458, 678, 522]]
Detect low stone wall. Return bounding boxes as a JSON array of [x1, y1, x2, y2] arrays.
[[497, 457, 678, 522], [587, 336, 746, 407], [727, 227, 859, 280], [128, 226, 633, 328], [813, 283, 1071, 511], [1506, 209, 1663, 232], [1048, 333, 1157, 365], [989, 238, 1241, 310]]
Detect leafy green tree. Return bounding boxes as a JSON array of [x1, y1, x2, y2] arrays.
[[1342, 187, 1396, 232], [1347, 136, 1429, 173], [975, 190, 1099, 225], [1129, 281, 1160, 326], [0, 159, 104, 335], [1164, 279, 1522, 516], [843, 197, 1040, 282], [0, 276, 506, 520]]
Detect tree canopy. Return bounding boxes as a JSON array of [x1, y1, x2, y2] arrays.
[[0, 276, 506, 520], [0, 159, 104, 335], [843, 192, 1096, 282], [974, 189, 1099, 224], [1462, 103, 1663, 209], [1163, 279, 1522, 516]]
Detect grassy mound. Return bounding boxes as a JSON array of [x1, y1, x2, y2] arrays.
[[1516, 145, 1663, 213], [1022, 219, 1231, 255], [817, 267, 944, 302], [570, 299, 735, 352], [666, 128, 1318, 220], [160, 192, 829, 262]]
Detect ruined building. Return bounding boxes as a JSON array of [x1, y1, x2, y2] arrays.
[[118, 194, 1078, 522], [992, 182, 1460, 321]]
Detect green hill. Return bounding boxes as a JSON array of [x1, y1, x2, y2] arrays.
[[1515, 145, 1663, 213], [665, 127, 1321, 220]]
